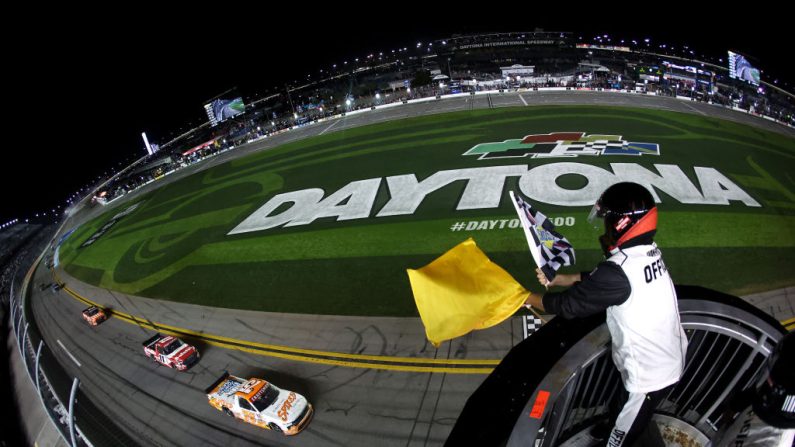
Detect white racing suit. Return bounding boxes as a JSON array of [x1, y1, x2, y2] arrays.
[[543, 240, 688, 447]]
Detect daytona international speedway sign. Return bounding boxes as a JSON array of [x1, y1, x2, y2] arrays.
[[229, 133, 759, 235]]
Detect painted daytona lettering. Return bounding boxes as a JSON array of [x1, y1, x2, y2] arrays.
[[228, 163, 759, 235]]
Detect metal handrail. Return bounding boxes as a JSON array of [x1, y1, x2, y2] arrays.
[[447, 286, 787, 447], [510, 289, 785, 446], [8, 252, 94, 447]]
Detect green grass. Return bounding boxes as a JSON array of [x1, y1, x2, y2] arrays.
[[59, 106, 795, 315]]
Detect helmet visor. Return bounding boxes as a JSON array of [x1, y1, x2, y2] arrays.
[[587, 201, 604, 228]]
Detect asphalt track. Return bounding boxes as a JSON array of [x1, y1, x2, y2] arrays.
[[30, 91, 795, 446]]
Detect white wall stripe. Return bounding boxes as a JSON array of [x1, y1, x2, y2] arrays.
[[57, 340, 81, 368]]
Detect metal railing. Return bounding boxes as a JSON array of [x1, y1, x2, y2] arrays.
[[448, 286, 787, 446], [8, 253, 93, 447], [8, 247, 139, 447]]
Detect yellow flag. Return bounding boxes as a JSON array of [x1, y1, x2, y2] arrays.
[[407, 238, 529, 347]]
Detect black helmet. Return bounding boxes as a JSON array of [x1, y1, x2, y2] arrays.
[[753, 331, 795, 428], [588, 182, 657, 248]]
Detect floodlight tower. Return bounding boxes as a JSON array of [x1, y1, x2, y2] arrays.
[[142, 132, 153, 155]]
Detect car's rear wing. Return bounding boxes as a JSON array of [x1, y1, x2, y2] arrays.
[[142, 333, 162, 347], [204, 371, 231, 394]]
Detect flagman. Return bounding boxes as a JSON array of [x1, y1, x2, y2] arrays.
[[523, 182, 688, 447]]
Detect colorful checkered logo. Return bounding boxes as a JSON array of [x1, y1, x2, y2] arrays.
[[464, 132, 660, 159]]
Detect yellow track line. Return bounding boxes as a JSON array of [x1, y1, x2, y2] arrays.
[[52, 270, 795, 373], [54, 272, 499, 374]]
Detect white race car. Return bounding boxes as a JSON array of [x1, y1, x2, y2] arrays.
[[205, 372, 313, 435]]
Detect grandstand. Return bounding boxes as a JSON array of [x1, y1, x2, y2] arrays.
[[93, 31, 794, 206], [0, 224, 43, 270]]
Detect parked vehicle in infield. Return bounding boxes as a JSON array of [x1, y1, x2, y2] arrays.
[[81, 306, 107, 326], [205, 372, 313, 435], [142, 333, 199, 371]]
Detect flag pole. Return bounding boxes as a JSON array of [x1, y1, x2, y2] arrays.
[[528, 306, 547, 324], [524, 303, 548, 324], [508, 191, 551, 287]]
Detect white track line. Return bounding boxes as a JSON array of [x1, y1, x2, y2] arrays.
[[57, 340, 81, 368], [518, 94, 528, 106], [683, 101, 708, 116], [319, 118, 342, 135]]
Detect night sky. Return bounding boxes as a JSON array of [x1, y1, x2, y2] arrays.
[[3, 8, 790, 225]]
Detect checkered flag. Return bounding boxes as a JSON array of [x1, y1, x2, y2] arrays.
[[509, 191, 576, 284], [522, 314, 544, 338]]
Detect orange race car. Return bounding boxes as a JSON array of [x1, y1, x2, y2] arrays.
[[81, 306, 107, 326]]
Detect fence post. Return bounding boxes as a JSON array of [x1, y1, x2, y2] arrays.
[[69, 378, 79, 447], [15, 311, 24, 344], [9, 295, 16, 329], [21, 323, 29, 369], [35, 341, 44, 392]]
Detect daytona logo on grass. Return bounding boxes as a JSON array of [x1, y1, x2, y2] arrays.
[[229, 162, 758, 235], [55, 106, 795, 315]]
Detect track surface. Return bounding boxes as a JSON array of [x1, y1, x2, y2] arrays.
[[31, 91, 795, 446]]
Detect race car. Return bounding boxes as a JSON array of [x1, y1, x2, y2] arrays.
[[81, 306, 107, 326], [205, 372, 313, 435], [142, 333, 199, 371]]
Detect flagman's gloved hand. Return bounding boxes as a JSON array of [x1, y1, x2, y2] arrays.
[[526, 269, 583, 313], [536, 268, 580, 289], [536, 268, 551, 288]]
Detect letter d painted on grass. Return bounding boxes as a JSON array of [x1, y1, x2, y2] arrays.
[[228, 189, 325, 235]]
